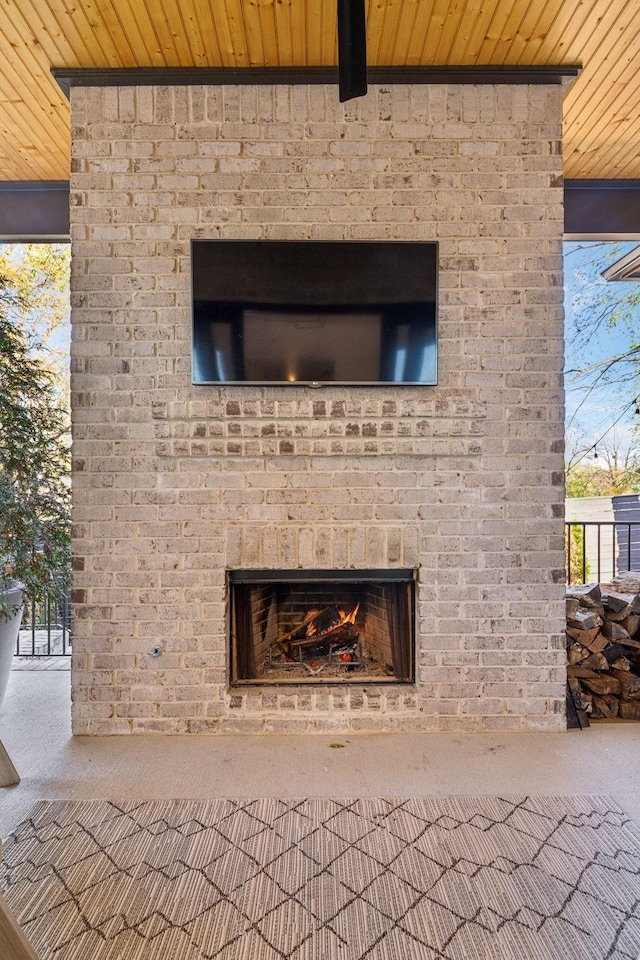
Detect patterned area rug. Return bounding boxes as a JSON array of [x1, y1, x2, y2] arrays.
[[2, 797, 640, 959]]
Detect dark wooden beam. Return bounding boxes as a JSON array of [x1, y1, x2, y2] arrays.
[[52, 64, 580, 98], [0, 182, 70, 241], [1, 178, 638, 241], [337, 0, 368, 102], [564, 180, 640, 239]]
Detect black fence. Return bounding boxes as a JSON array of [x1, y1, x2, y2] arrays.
[[15, 591, 72, 657], [566, 521, 640, 585]]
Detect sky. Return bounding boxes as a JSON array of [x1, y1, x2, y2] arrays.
[[563, 240, 640, 465]]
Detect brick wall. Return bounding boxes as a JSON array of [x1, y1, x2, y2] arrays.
[[69, 82, 567, 734]]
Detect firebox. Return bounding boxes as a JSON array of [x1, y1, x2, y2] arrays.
[[229, 569, 415, 685]]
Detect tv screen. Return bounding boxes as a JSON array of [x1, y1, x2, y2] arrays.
[[191, 241, 438, 386]]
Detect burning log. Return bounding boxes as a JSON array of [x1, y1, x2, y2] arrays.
[[296, 606, 344, 642], [265, 602, 365, 677], [277, 604, 360, 657], [287, 623, 359, 655]]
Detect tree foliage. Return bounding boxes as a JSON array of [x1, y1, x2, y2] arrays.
[[0, 261, 71, 610], [0, 244, 70, 391], [565, 242, 640, 497], [566, 462, 640, 498], [566, 428, 640, 498], [565, 242, 640, 418]]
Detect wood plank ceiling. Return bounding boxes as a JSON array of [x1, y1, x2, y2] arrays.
[[0, 0, 638, 182]]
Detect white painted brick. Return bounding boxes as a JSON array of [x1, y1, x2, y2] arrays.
[[70, 81, 566, 736]]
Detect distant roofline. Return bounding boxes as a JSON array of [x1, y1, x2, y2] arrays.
[[602, 245, 640, 282]]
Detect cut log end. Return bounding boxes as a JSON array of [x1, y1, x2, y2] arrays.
[[566, 577, 640, 724]]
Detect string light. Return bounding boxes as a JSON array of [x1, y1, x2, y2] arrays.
[[567, 395, 639, 472]]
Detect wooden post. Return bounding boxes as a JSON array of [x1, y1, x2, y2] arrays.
[[0, 740, 19, 787], [0, 843, 39, 960], [0, 895, 39, 960]]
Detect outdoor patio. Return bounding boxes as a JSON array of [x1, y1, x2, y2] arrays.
[[3, 663, 640, 842]]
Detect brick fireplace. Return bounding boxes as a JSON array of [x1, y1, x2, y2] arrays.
[[229, 569, 415, 685], [69, 80, 567, 735]]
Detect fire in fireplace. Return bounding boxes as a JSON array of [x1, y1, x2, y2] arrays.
[[229, 569, 415, 685]]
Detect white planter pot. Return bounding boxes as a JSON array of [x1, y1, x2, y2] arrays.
[[0, 584, 24, 708]]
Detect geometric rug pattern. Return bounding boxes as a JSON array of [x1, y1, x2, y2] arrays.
[[2, 796, 640, 959]]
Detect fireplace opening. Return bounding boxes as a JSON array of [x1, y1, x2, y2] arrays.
[[229, 569, 415, 685]]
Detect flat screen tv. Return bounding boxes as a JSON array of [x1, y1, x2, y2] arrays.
[[191, 240, 438, 386]]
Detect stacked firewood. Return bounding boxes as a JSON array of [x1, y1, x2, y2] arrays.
[[567, 573, 640, 725]]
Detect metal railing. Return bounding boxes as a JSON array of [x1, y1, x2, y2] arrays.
[[566, 521, 640, 585], [15, 591, 71, 657]]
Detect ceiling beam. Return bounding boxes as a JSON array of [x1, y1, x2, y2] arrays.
[[52, 64, 579, 98], [1, 179, 638, 242], [564, 180, 640, 240], [0, 182, 70, 242], [337, 0, 368, 102]]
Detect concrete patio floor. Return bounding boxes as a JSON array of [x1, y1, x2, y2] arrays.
[[2, 667, 640, 840]]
